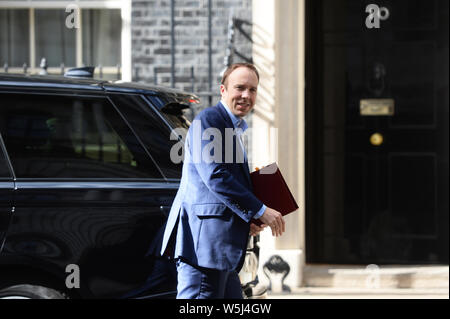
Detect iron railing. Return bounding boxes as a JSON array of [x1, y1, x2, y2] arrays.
[[2, 58, 122, 80]]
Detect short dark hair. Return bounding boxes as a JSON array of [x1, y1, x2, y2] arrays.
[[221, 63, 260, 87]]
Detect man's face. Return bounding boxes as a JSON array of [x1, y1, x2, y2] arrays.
[[220, 66, 258, 118]]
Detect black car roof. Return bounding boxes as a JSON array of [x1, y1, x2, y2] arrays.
[[0, 73, 199, 103]]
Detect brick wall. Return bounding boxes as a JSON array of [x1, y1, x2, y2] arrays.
[[131, 0, 253, 111]]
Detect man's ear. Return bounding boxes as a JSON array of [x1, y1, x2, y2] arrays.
[[220, 84, 226, 96]]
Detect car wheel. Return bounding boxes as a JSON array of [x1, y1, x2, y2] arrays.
[[0, 284, 67, 299]]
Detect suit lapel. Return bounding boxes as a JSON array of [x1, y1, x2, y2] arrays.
[[216, 102, 234, 128], [216, 103, 252, 189]]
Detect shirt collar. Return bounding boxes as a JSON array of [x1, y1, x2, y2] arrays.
[[220, 100, 248, 132]]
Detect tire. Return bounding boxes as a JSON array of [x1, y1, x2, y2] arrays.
[[0, 284, 67, 299]]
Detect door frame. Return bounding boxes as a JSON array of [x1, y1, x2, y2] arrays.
[[305, 0, 325, 263]]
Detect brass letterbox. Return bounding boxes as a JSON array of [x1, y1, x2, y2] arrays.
[[360, 99, 394, 116]]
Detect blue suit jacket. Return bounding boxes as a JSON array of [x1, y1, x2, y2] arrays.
[[160, 102, 264, 271]]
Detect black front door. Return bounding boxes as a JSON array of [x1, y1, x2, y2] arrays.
[[306, 0, 449, 264]]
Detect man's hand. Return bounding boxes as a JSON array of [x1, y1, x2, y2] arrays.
[[258, 207, 285, 237], [249, 222, 267, 236]]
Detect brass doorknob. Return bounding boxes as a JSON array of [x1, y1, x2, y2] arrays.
[[370, 132, 383, 146]]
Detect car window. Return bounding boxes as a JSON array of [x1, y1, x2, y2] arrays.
[[0, 93, 163, 179], [146, 95, 191, 130], [109, 94, 184, 179], [0, 137, 11, 178]]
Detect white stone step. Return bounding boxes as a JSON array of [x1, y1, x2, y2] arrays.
[[268, 287, 449, 299], [303, 265, 449, 289]]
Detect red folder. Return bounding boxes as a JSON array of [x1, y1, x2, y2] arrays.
[[250, 163, 299, 226]]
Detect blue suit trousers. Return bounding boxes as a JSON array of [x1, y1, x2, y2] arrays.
[[176, 259, 243, 299]]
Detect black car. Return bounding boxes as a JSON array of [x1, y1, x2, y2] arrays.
[[0, 72, 198, 299]]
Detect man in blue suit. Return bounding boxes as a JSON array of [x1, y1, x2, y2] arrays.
[[161, 63, 285, 299]]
